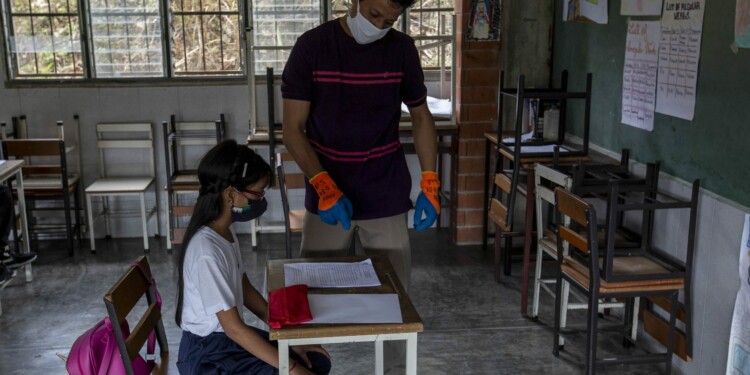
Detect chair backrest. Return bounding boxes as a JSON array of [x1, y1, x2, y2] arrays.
[[488, 171, 512, 230], [276, 152, 306, 259], [554, 187, 601, 281], [95, 123, 155, 179], [534, 163, 573, 254], [2, 139, 68, 177], [104, 256, 168, 374], [163, 114, 225, 177]]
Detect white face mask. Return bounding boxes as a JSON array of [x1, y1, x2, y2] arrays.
[[346, 0, 391, 45]]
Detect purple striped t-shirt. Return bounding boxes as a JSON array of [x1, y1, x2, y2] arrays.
[[282, 19, 427, 220]]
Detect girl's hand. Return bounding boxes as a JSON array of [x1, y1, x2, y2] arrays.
[[290, 344, 331, 370], [290, 362, 314, 375]]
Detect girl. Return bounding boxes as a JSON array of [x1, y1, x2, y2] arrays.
[[176, 140, 331, 374]]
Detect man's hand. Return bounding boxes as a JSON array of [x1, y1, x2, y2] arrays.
[[413, 171, 440, 231], [310, 171, 353, 230]]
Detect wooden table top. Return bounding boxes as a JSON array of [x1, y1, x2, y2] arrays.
[[0, 160, 24, 182], [266, 254, 424, 341]]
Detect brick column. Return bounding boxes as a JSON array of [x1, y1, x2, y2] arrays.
[[451, 0, 501, 244]]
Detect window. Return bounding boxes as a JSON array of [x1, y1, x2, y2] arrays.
[[171, 0, 243, 76], [1, 0, 453, 81], [251, 0, 319, 75], [250, 0, 452, 74], [409, 0, 453, 70], [89, 0, 164, 77], [4, 0, 83, 78]]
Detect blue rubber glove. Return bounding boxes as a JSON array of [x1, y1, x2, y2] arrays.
[[318, 195, 353, 230], [310, 171, 353, 230], [413, 171, 440, 231]]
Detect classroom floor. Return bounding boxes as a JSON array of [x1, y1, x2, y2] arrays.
[[0, 229, 672, 374]]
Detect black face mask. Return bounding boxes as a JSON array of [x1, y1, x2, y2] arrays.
[[231, 197, 267, 222]]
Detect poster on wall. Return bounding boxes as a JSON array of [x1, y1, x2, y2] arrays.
[[727, 214, 750, 375], [466, 0, 500, 41], [737, 0, 750, 48], [621, 0, 664, 15], [622, 21, 661, 131], [655, 0, 705, 121], [563, 0, 609, 24]]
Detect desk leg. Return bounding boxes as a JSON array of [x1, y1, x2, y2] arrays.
[[278, 340, 290, 375], [406, 333, 418, 375], [251, 219, 258, 249], [15, 170, 32, 282], [482, 138, 490, 251], [140, 193, 149, 251], [520, 168, 535, 317], [375, 337, 384, 375]]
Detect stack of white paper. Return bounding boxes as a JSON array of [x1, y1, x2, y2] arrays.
[[304, 294, 403, 324], [284, 259, 381, 288]]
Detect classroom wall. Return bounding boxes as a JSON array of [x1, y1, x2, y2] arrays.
[[552, 0, 750, 208], [0, 66, 448, 240], [553, 2, 749, 374]]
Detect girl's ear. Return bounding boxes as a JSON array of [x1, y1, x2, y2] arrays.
[[223, 186, 236, 204]]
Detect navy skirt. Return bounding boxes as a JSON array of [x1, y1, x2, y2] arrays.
[[177, 327, 331, 375]]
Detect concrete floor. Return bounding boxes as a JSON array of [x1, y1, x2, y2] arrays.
[[0, 229, 673, 374]]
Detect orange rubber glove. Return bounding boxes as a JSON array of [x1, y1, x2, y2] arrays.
[[413, 171, 440, 231], [310, 171, 352, 230]]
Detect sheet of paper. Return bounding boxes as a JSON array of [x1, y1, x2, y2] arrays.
[[737, 0, 750, 48], [304, 294, 403, 324], [401, 96, 453, 117], [655, 0, 705, 121], [0, 160, 5, 165], [621, 0, 663, 15], [563, 0, 608, 24], [284, 259, 381, 288], [622, 21, 661, 131], [727, 214, 750, 374]]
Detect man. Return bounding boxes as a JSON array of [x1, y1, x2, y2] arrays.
[[281, 0, 438, 291]]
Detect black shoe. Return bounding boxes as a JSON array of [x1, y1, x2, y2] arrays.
[[1, 251, 37, 269]]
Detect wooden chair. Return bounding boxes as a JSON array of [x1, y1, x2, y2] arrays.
[[552, 185, 698, 374], [276, 152, 305, 259], [1, 139, 81, 256], [85, 123, 159, 253], [104, 256, 168, 375], [162, 114, 225, 250]]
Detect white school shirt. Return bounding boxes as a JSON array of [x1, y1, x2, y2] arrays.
[[180, 226, 245, 337]]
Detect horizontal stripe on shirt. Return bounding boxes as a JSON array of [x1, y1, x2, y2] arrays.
[[310, 139, 401, 162], [312, 71, 404, 85]]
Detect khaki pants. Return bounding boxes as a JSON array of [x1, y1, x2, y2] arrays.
[[300, 212, 412, 291]]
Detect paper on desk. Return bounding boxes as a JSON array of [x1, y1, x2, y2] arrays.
[[304, 294, 403, 324], [0, 160, 5, 165], [284, 259, 381, 288]]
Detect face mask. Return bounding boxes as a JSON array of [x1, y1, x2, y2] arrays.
[[346, 0, 391, 45], [231, 197, 267, 222]]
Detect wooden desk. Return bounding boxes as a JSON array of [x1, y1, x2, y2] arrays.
[[267, 254, 424, 375], [0, 160, 33, 316]]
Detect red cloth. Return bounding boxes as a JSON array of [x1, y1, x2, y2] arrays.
[[268, 284, 313, 329]]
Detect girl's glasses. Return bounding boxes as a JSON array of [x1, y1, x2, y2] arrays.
[[234, 187, 265, 199]]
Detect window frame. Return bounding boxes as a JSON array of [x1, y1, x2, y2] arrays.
[[0, 0, 454, 86]]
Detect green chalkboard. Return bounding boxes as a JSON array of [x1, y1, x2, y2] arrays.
[[552, 0, 750, 207]]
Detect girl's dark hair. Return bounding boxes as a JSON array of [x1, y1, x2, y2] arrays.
[[175, 139, 272, 327]]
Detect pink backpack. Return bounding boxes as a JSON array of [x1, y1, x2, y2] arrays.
[[66, 317, 155, 375], [66, 262, 160, 375]]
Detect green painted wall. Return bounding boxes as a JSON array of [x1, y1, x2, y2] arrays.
[[552, 0, 750, 207]]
